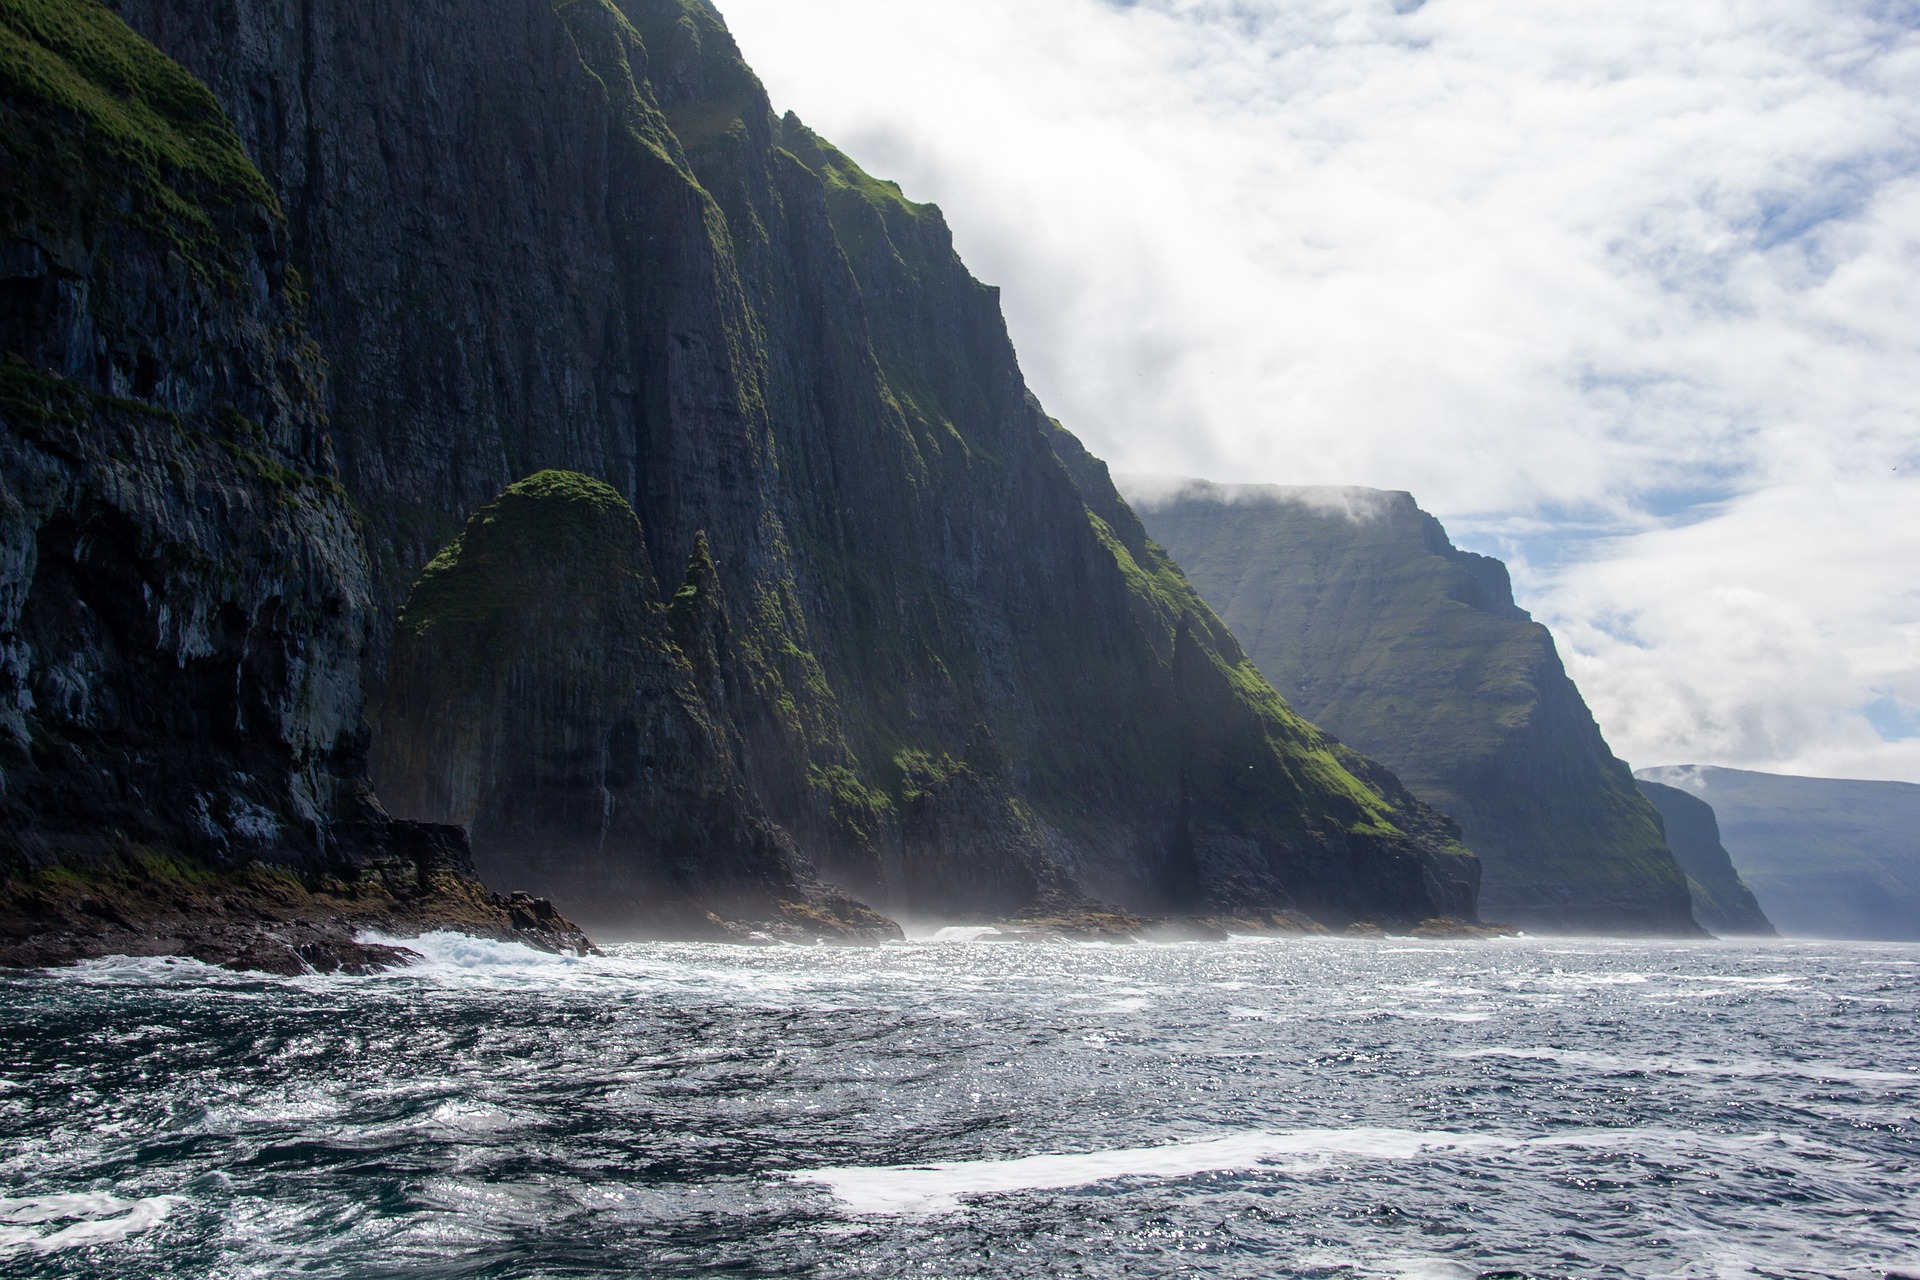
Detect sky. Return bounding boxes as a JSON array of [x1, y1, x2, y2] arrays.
[[716, 0, 1920, 783]]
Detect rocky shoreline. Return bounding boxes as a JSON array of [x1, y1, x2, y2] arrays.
[[0, 823, 593, 976]]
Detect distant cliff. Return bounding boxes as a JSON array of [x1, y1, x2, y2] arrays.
[[1134, 481, 1699, 936], [0, 0, 1486, 935], [0, 0, 585, 968], [1636, 765, 1920, 941], [1634, 781, 1775, 936]]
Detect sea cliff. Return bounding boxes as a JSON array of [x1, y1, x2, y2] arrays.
[[0, 0, 587, 967], [1637, 765, 1920, 941], [1634, 780, 1774, 936], [1134, 481, 1700, 935], [4, 0, 1484, 944]]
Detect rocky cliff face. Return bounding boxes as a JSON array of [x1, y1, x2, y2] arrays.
[[102, 0, 1479, 930], [377, 469, 895, 940], [1634, 781, 1774, 936], [1637, 765, 1920, 941], [0, 0, 585, 967], [1135, 482, 1699, 935]]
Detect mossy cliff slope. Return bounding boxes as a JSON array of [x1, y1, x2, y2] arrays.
[[377, 470, 896, 941], [107, 0, 1478, 928], [1633, 780, 1774, 936], [1135, 482, 1699, 935], [0, 0, 586, 967]]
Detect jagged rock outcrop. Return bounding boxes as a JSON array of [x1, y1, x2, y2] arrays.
[[0, 0, 587, 967], [1634, 780, 1775, 936], [1134, 481, 1699, 935], [1637, 765, 1920, 941], [105, 0, 1480, 930]]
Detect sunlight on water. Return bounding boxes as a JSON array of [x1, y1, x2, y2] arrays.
[[2, 936, 1916, 1277]]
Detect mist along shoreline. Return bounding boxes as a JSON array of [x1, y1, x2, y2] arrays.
[[0, 910, 1770, 979]]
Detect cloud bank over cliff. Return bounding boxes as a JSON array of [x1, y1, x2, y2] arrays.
[[720, 0, 1920, 781]]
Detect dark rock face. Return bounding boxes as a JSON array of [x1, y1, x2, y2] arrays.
[[376, 470, 897, 941], [1634, 781, 1775, 936], [1637, 765, 1920, 941], [0, 0, 587, 966], [107, 0, 1478, 930], [1, 0, 366, 874], [1136, 482, 1699, 936]]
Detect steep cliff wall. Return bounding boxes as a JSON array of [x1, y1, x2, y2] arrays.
[[378, 470, 895, 940], [108, 0, 1478, 929], [0, 0, 584, 967], [1634, 780, 1775, 936], [1135, 482, 1698, 935], [1637, 765, 1920, 941]]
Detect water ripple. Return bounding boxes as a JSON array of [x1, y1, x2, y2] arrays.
[[1, 935, 1916, 1277]]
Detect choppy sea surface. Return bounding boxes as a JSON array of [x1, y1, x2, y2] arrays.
[[1, 933, 1916, 1279]]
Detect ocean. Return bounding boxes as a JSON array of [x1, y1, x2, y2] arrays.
[[2, 934, 1915, 1278]]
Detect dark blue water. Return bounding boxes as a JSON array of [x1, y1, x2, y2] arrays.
[[2, 933, 1916, 1278]]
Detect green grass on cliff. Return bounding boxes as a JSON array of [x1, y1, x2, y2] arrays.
[[0, 0, 274, 253], [550, 0, 683, 172], [778, 114, 938, 271], [776, 115, 1002, 470], [628, 0, 759, 149], [399, 470, 652, 638], [1078, 498, 1406, 839]]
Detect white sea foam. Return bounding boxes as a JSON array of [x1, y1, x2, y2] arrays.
[[794, 1124, 1830, 1216], [1379, 1259, 1480, 1280], [1451, 1046, 1917, 1087], [0, 1193, 180, 1254], [357, 930, 585, 973], [1668, 973, 1801, 987], [59, 954, 229, 984], [917, 926, 1006, 943], [1378, 1008, 1494, 1022], [793, 1127, 1509, 1214]]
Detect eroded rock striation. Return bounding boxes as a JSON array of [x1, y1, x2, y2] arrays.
[[1134, 481, 1699, 936], [0, 0, 587, 968], [92, 0, 1480, 932]]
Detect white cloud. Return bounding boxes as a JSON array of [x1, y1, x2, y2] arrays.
[[715, 0, 1920, 780], [1115, 473, 1405, 523], [1530, 479, 1920, 782]]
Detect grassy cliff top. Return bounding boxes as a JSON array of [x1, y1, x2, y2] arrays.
[[778, 113, 937, 228], [399, 471, 654, 638]]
